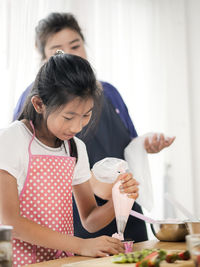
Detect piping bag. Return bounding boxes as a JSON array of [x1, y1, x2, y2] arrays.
[[112, 167, 135, 241], [92, 157, 133, 240], [92, 157, 129, 184]]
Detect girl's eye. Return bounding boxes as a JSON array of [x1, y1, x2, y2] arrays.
[[71, 45, 80, 50], [64, 117, 73, 121], [83, 113, 91, 118]]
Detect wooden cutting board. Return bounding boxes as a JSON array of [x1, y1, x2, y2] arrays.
[[62, 254, 195, 267]]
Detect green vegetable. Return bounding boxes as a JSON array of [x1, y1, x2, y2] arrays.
[[112, 248, 189, 265], [112, 249, 157, 264]]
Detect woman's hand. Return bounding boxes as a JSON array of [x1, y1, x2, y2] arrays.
[[79, 236, 124, 257], [144, 133, 175, 153], [116, 172, 139, 200]]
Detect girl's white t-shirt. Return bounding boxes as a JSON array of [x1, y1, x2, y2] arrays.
[[0, 121, 91, 194]]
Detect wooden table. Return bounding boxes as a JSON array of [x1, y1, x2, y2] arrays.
[[23, 240, 190, 267]]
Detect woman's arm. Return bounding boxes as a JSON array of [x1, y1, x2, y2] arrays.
[[0, 170, 124, 257], [73, 173, 139, 233]]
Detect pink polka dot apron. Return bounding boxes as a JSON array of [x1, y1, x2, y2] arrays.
[[12, 122, 76, 267]]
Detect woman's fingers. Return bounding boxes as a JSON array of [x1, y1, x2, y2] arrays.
[[144, 134, 176, 153], [164, 136, 176, 147], [145, 134, 160, 152]]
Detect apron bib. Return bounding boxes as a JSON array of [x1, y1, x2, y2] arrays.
[[13, 123, 76, 267]]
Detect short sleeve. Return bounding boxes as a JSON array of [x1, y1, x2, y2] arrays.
[[13, 83, 33, 121], [101, 81, 138, 138], [72, 137, 91, 185], [0, 126, 25, 181]]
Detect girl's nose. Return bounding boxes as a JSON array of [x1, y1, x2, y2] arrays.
[[69, 119, 83, 134]]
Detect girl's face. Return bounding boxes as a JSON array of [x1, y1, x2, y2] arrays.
[[44, 28, 87, 60], [46, 97, 94, 141]]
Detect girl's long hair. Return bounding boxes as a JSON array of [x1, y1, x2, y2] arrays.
[[19, 53, 102, 157]]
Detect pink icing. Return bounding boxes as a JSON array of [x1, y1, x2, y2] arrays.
[[112, 232, 124, 241], [112, 181, 134, 217], [112, 233, 134, 253]]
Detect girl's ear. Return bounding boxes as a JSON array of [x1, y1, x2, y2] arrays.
[[31, 96, 45, 114]]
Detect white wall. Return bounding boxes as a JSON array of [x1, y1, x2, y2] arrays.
[[186, 0, 200, 216]]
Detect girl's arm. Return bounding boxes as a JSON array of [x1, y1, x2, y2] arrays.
[[0, 170, 124, 257], [89, 171, 113, 200], [73, 172, 139, 233]]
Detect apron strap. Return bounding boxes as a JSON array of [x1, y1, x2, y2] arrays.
[[28, 121, 36, 156]]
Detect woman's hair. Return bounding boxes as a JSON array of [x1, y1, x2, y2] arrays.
[[19, 53, 102, 139], [35, 12, 85, 60]]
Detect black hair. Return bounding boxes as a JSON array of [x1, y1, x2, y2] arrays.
[[35, 12, 85, 60], [19, 53, 102, 157]]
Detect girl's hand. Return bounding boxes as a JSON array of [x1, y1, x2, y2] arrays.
[[80, 236, 124, 257], [144, 133, 175, 153], [117, 173, 139, 200]]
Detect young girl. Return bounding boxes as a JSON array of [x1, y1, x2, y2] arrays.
[[0, 52, 139, 266], [13, 12, 175, 243]]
